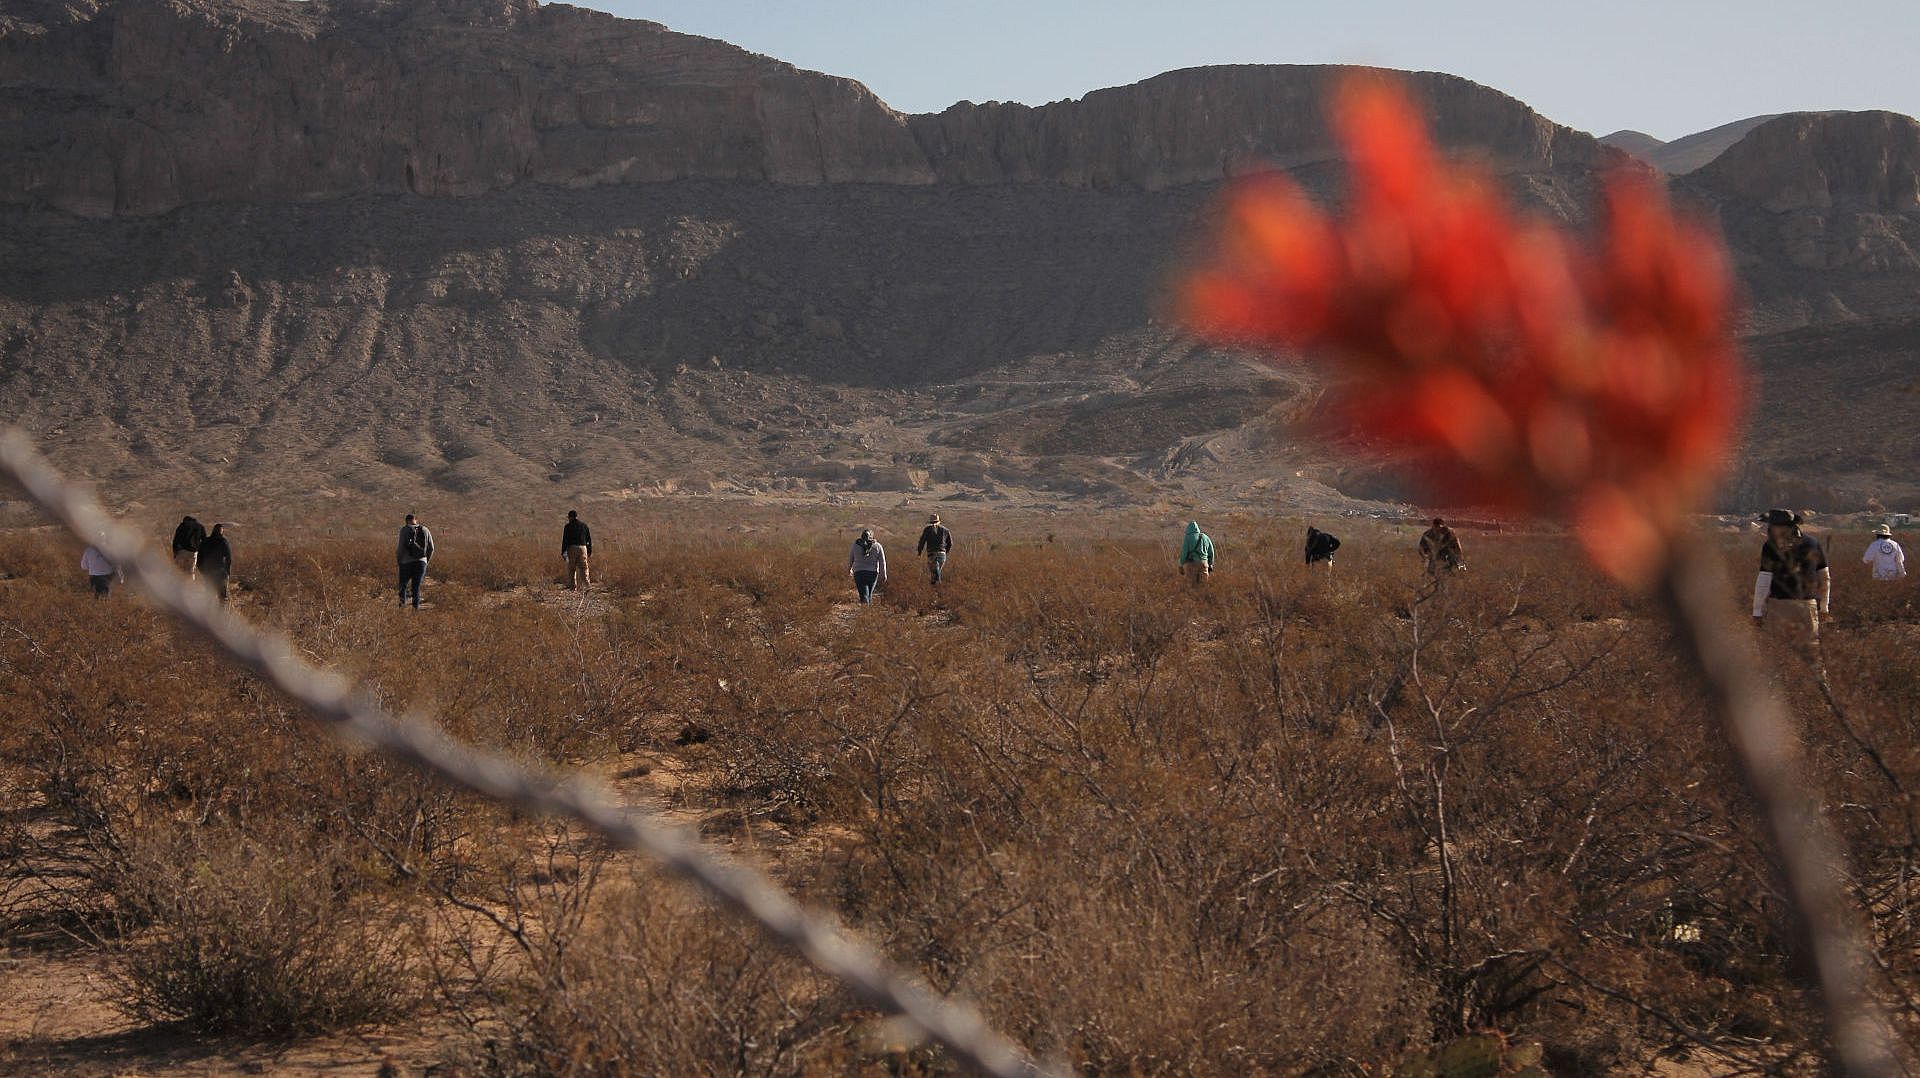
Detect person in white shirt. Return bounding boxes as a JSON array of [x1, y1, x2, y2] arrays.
[[1862, 524, 1907, 582], [80, 542, 121, 599]]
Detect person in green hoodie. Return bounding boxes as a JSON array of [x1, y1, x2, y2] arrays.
[[1179, 520, 1215, 587]]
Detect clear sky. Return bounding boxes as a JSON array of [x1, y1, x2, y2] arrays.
[[592, 1, 1918, 142]]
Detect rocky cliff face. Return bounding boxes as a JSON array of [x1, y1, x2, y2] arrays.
[[1691, 111, 1920, 213], [0, 0, 934, 217], [0, 0, 1607, 217], [1678, 111, 1920, 325], [907, 66, 1608, 188]]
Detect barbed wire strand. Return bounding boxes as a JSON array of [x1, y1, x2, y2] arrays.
[[0, 428, 1054, 1078]]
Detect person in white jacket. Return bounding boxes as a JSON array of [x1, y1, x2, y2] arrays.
[[80, 541, 122, 599], [1862, 524, 1907, 581]]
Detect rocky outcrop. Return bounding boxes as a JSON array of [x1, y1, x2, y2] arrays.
[[0, 0, 933, 216], [1689, 111, 1920, 212], [911, 66, 1609, 189], [0, 0, 1609, 217], [1678, 112, 1920, 318]]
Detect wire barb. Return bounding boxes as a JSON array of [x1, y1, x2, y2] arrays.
[[0, 427, 1053, 1078]]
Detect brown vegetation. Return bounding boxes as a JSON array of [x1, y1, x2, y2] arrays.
[[2, 516, 1916, 1073]]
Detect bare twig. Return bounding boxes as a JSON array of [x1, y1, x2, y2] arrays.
[[1659, 544, 1901, 1077], [0, 428, 1051, 1078]]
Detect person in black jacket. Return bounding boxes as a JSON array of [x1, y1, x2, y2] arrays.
[[197, 522, 233, 602], [1305, 526, 1340, 568], [915, 514, 953, 585], [562, 510, 593, 590], [171, 515, 206, 578]]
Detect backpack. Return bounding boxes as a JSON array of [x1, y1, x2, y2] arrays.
[[403, 526, 428, 560]]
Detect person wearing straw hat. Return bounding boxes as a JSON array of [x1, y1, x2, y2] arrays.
[[197, 522, 234, 602], [1752, 508, 1830, 648], [1862, 524, 1907, 581], [915, 513, 953, 586]]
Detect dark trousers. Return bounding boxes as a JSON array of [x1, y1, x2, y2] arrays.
[[927, 552, 947, 585], [89, 574, 112, 598], [854, 570, 879, 604], [204, 569, 230, 602], [398, 560, 427, 608]]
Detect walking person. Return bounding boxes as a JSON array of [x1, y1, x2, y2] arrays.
[[916, 514, 953, 586], [1305, 525, 1340, 568], [561, 510, 593, 590], [171, 515, 206, 578], [848, 528, 888, 604], [1862, 524, 1907, 581], [80, 540, 121, 599], [197, 523, 233, 603], [396, 513, 435, 610], [1179, 521, 1215, 586], [1752, 508, 1831, 652], [1419, 518, 1464, 575]]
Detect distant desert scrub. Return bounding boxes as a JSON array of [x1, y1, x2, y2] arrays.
[[0, 516, 1914, 1070]]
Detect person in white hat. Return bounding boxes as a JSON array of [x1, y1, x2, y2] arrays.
[[1862, 524, 1907, 581]]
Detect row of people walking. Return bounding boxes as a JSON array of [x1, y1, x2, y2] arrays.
[[77, 509, 1907, 623]]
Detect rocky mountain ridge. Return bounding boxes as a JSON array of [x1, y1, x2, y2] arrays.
[[1, 0, 1918, 514], [1, 0, 1608, 217]]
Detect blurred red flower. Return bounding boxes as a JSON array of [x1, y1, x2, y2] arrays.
[[1183, 78, 1745, 584]]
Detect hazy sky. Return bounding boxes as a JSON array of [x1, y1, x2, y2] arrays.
[[594, 1, 1917, 141]]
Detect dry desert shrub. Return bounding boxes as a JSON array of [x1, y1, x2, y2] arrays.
[[105, 823, 425, 1036], [0, 517, 1914, 1071]]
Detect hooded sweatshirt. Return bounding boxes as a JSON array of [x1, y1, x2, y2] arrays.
[[172, 517, 206, 554], [198, 531, 233, 575], [397, 523, 435, 565], [1180, 522, 1214, 569], [849, 536, 887, 577]]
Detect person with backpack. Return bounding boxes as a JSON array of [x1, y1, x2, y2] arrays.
[[171, 515, 206, 578], [197, 522, 233, 602], [1419, 518, 1464, 574], [1179, 521, 1215, 586], [1752, 508, 1830, 650], [848, 528, 888, 604], [396, 513, 435, 610], [561, 510, 593, 590], [80, 540, 121, 599], [1862, 524, 1907, 582], [1305, 525, 1340, 568], [915, 514, 953, 585]]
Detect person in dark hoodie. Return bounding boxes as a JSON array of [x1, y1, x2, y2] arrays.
[[197, 522, 233, 602], [848, 528, 888, 604], [915, 514, 953, 585], [561, 510, 593, 590], [1420, 518, 1464, 575], [1305, 526, 1340, 568], [396, 513, 435, 610], [171, 515, 206, 578]]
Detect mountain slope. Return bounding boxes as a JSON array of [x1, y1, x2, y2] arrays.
[[1, 0, 1918, 514]]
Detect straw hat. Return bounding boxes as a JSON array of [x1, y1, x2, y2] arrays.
[[1874, 523, 1893, 537]]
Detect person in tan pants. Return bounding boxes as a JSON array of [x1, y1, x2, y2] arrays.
[[562, 510, 593, 590], [1751, 508, 1830, 658]]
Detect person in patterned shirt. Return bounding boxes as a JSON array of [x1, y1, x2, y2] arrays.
[[1752, 508, 1830, 649]]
